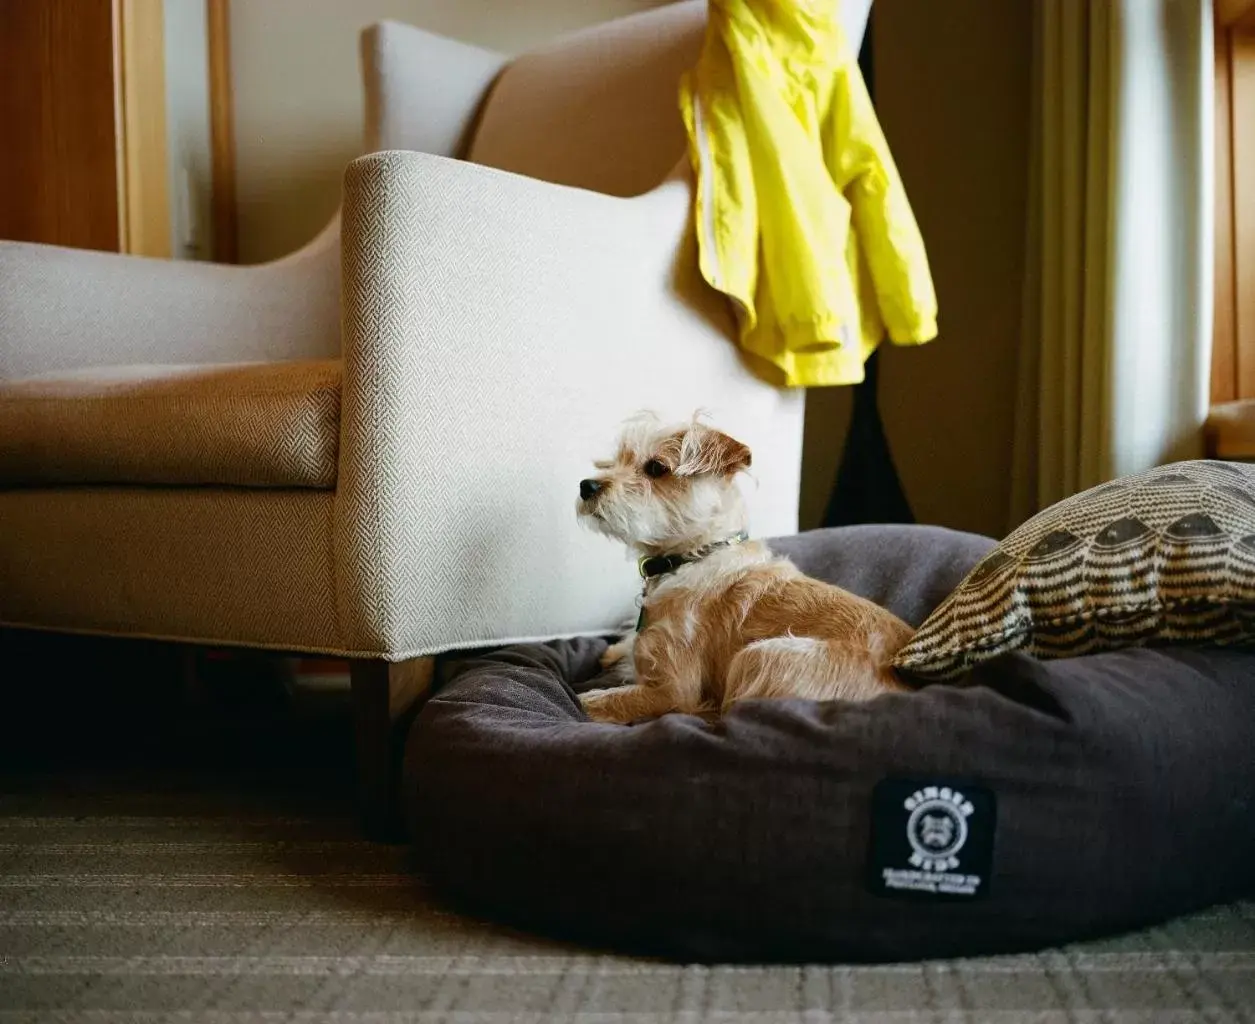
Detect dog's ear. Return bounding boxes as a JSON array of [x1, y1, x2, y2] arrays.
[[677, 425, 752, 477]]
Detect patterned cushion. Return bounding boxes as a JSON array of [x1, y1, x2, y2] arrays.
[[893, 460, 1255, 680], [0, 360, 340, 489]]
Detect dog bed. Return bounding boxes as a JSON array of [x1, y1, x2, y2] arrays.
[[402, 524, 1255, 963]]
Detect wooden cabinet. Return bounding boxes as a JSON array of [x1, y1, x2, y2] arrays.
[[0, 0, 170, 255]]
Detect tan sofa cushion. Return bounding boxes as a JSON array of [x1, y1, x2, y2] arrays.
[[0, 487, 340, 651], [0, 360, 340, 488]]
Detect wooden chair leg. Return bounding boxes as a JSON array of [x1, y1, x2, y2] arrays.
[[349, 656, 434, 841]]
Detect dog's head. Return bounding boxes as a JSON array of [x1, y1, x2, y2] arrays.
[[577, 413, 752, 555]]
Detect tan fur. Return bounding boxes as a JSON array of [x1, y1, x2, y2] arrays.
[[576, 414, 915, 724]]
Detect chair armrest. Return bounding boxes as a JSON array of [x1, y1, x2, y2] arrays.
[[360, 21, 506, 157], [335, 150, 804, 657], [0, 222, 341, 378]]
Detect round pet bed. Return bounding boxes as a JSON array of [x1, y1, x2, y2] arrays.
[[402, 524, 1255, 963]]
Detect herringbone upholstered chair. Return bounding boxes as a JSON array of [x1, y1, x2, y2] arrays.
[[0, 0, 871, 835]]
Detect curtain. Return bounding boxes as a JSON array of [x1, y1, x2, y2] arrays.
[[1009, 0, 1214, 526]]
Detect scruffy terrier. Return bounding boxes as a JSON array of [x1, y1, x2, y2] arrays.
[[575, 413, 915, 724]]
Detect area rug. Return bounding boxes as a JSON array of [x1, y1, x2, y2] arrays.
[[1, 631, 1252, 1021]]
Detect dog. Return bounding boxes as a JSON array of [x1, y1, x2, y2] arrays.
[[575, 413, 915, 724]]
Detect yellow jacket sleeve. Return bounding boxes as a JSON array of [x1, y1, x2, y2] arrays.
[[826, 57, 938, 346]]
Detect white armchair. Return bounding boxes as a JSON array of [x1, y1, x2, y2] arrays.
[[0, 0, 870, 832]]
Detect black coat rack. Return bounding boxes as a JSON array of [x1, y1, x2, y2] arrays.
[[821, 10, 915, 529]]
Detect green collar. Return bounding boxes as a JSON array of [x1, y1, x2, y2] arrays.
[[636, 531, 749, 581]]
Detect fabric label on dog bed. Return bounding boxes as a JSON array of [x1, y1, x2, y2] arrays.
[[867, 778, 996, 901]]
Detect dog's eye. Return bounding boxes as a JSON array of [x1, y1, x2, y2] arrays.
[[643, 459, 669, 479]]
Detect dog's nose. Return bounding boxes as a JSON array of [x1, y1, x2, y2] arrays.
[[579, 479, 603, 501]]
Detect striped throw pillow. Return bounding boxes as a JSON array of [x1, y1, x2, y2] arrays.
[[893, 460, 1255, 680]]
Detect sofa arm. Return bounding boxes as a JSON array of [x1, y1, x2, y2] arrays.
[[0, 221, 341, 379], [336, 150, 804, 657]]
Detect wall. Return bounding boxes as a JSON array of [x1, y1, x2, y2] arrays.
[[229, 0, 664, 264], [799, 0, 1033, 540]]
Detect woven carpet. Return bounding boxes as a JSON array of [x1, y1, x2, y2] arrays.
[[2, 631, 1254, 1022]]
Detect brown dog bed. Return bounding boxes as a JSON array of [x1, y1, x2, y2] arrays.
[[402, 524, 1255, 962]]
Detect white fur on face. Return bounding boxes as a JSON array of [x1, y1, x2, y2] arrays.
[[576, 414, 751, 556]]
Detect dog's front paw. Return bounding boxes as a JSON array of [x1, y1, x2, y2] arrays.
[[600, 637, 633, 669], [599, 634, 637, 685], [580, 682, 673, 724], [580, 687, 622, 723]]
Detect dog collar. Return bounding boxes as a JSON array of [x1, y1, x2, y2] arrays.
[[636, 531, 749, 581]]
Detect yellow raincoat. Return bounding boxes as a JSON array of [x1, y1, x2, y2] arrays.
[[679, 0, 938, 387]]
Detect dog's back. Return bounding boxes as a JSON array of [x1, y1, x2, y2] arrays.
[[642, 543, 914, 710]]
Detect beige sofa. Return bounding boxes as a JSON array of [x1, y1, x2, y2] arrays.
[[0, 0, 871, 833]]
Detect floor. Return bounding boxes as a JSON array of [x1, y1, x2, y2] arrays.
[[2, 628, 1254, 1022]]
